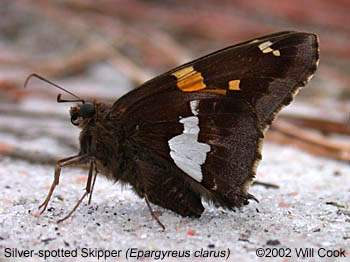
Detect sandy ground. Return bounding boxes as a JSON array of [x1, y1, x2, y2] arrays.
[[0, 123, 349, 262]]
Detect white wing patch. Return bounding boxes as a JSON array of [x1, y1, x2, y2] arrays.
[[189, 99, 199, 115], [168, 100, 211, 182], [258, 41, 280, 56]]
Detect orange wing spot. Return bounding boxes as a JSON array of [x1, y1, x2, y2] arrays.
[[201, 89, 227, 95], [172, 66, 206, 92], [118, 108, 126, 114], [228, 80, 241, 91]]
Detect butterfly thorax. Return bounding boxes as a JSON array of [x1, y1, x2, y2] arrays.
[[73, 101, 129, 181]]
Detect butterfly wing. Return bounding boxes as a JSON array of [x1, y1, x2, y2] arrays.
[[111, 31, 319, 216]]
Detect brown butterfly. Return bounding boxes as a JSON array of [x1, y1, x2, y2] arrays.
[[26, 31, 319, 230]]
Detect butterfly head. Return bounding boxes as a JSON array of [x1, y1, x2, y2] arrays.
[[69, 101, 96, 126], [24, 73, 101, 127]]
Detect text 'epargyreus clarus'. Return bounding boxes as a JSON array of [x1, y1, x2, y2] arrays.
[[26, 31, 319, 230]]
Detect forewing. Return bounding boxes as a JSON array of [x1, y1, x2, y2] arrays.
[[111, 31, 319, 209]]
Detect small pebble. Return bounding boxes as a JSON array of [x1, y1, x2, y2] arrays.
[[187, 230, 195, 236], [266, 240, 280, 246]]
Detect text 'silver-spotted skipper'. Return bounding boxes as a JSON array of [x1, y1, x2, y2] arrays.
[[26, 31, 319, 230]]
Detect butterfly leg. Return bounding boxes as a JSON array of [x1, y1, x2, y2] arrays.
[[87, 165, 98, 205], [238, 192, 259, 205], [39, 154, 89, 214], [57, 159, 95, 223], [144, 194, 166, 231]]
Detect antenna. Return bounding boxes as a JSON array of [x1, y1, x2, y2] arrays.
[[24, 73, 85, 103]]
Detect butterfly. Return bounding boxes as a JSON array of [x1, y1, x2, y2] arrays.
[[26, 31, 319, 229]]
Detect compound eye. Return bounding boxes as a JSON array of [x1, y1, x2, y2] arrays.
[[80, 102, 95, 118], [71, 112, 80, 126]]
